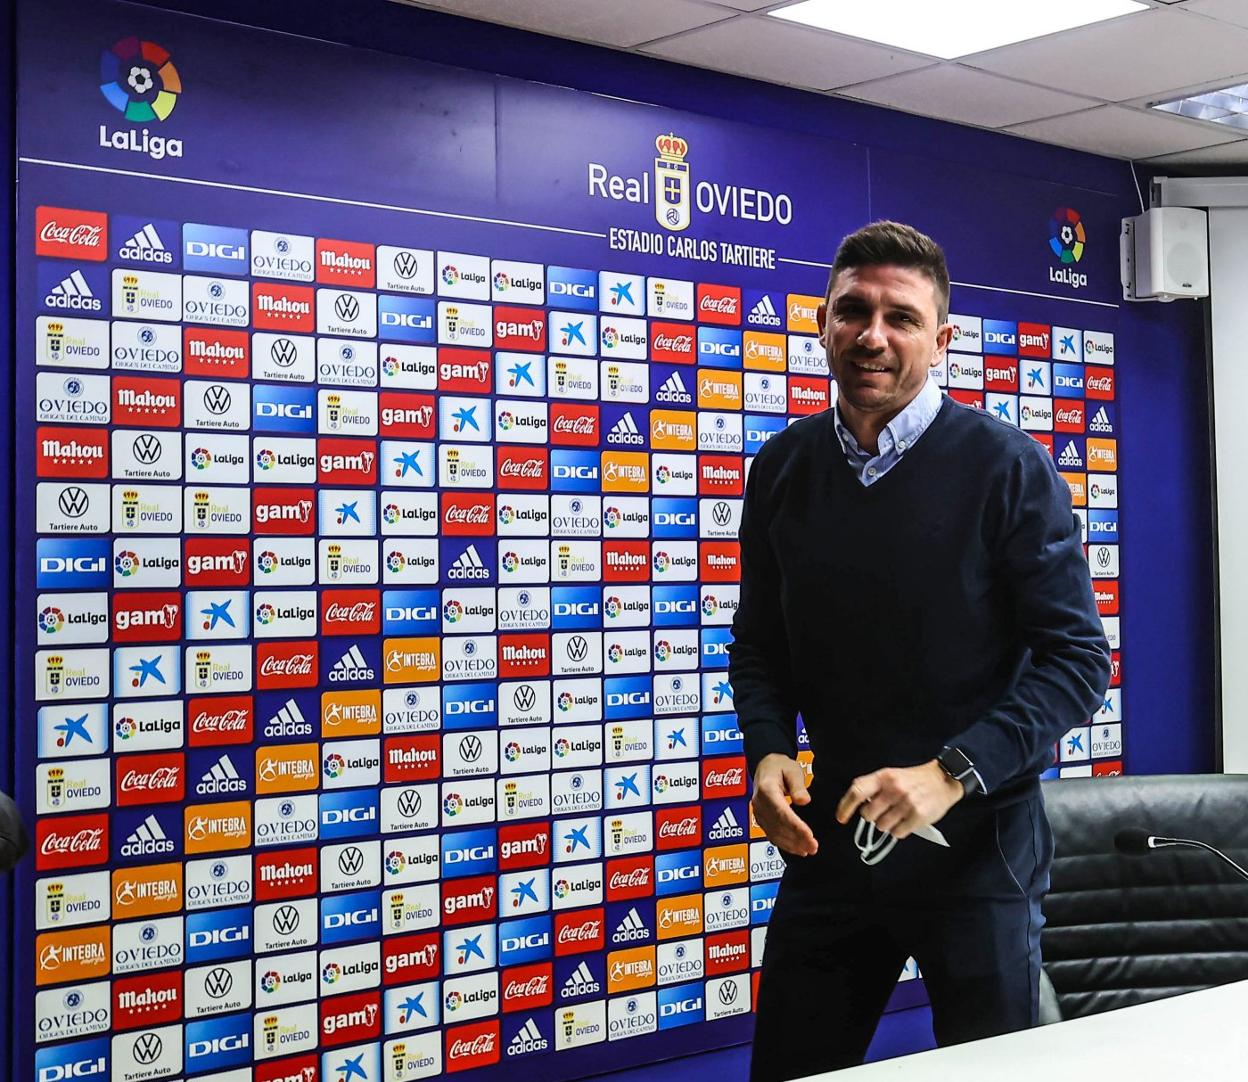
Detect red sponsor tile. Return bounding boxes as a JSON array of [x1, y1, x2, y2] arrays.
[[115, 753, 185, 806], [316, 238, 375, 287], [1017, 323, 1052, 358], [948, 389, 984, 410], [253, 488, 316, 536], [441, 874, 498, 927], [379, 392, 435, 439], [321, 589, 380, 636], [320, 990, 380, 1047], [554, 908, 604, 956], [493, 306, 547, 352], [317, 438, 378, 486], [498, 634, 550, 679], [699, 542, 740, 583], [697, 284, 742, 326], [35, 813, 108, 871], [1085, 367, 1115, 400], [187, 695, 254, 747], [446, 1019, 500, 1072], [983, 358, 1019, 392], [384, 931, 440, 985], [650, 322, 695, 365], [603, 541, 650, 583], [384, 735, 440, 783], [705, 930, 750, 976], [550, 403, 600, 447], [113, 376, 181, 428], [501, 962, 552, 1012], [655, 806, 701, 851], [184, 327, 250, 377], [113, 969, 182, 1029], [442, 493, 495, 536], [255, 846, 318, 900], [498, 822, 551, 870], [698, 455, 743, 496], [183, 538, 251, 586], [438, 349, 492, 394], [36, 427, 109, 478], [1054, 399, 1085, 433], [251, 282, 315, 332], [256, 641, 319, 689], [496, 447, 548, 490], [36, 206, 108, 261], [112, 591, 182, 643], [606, 856, 654, 901]]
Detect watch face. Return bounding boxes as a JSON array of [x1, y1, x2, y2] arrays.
[[940, 748, 973, 777]]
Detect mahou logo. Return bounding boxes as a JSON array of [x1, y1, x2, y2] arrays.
[[36, 813, 108, 870], [442, 493, 495, 537], [316, 238, 375, 287], [113, 376, 181, 427], [321, 589, 380, 635], [788, 376, 830, 415], [498, 634, 550, 679], [496, 447, 548, 491], [550, 403, 600, 447], [697, 284, 742, 326], [256, 641, 319, 689], [603, 541, 650, 583], [116, 753, 185, 806], [251, 283, 315, 332], [184, 328, 250, 377], [36, 207, 108, 261], [698, 455, 744, 496]]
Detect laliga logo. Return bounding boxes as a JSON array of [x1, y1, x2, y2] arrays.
[[1048, 207, 1088, 290], [98, 37, 184, 160]]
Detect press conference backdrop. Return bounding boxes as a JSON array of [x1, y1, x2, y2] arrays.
[[15, 1, 1126, 1079]]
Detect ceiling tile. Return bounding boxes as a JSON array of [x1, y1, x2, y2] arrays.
[[640, 14, 933, 92], [966, 7, 1248, 103], [396, 0, 733, 49], [1183, 0, 1248, 30], [1144, 138, 1248, 165], [837, 65, 1100, 129], [701, 0, 791, 9], [1007, 104, 1242, 159]]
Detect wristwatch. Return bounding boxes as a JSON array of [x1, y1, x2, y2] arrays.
[[936, 746, 983, 795]]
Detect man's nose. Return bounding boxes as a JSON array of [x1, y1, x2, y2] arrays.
[[856, 313, 888, 349]]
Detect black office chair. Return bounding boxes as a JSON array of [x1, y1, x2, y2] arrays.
[[1037, 773, 1248, 1022]]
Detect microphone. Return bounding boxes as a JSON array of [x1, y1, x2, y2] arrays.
[[1114, 827, 1248, 883]]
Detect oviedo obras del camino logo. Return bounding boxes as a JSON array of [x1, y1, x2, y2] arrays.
[[98, 36, 185, 160], [1048, 206, 1088, 290]]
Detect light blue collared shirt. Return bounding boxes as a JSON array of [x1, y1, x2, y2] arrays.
[[833, 376, 944, 486]]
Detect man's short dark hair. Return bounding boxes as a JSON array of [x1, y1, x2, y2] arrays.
[[828, 220, 950, 322]]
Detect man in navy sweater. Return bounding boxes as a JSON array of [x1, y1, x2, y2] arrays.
[[730, 221, 1111, 1080]]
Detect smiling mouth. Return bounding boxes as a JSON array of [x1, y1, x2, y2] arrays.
[[851, 360, 890, 373]]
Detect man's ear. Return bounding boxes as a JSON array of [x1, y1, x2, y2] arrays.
[[931, 320, 953, 367], [817, 300, 828, 348]]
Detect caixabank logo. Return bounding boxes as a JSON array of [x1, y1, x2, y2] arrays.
[[1048, 207, 1088, 290], [98, 36, 184, 160]]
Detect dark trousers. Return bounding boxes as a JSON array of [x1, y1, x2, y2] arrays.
[[751, 790, 1052, 1082]]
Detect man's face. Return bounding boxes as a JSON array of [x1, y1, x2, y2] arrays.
[[819, 264, 952, 419]]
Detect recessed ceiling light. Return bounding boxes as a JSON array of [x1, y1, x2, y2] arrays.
[[768, 0, 1148, 60], [1154, 85, 1248, 130]]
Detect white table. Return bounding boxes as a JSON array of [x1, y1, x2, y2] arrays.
[[805, 979, 1248, 1081]]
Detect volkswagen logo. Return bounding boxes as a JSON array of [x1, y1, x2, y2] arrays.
[[273, 904, 301, 935], [335, 294, 360, 322], [132, 1032, 163, 1064], [338, 846, 364, 875], [397, 789, 422, 818], [394, 251, 420, 279], [712, 501, 732, 527], [133, 434, 162, 464], [513, 684, 536, 712], [718, 981, 739, 1005], [203, 385, 232, 414], [567, 635, 588, 663], [1096, 548, 1111, 569], [271, 337, 298, 367], [205, 967, 234, 998], [459, 735, 483, 762], [57, 487, 89, 518]]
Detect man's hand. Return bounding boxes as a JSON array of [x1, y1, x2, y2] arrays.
[[835, 761, 964, 839], [751, 753, 818, 857]]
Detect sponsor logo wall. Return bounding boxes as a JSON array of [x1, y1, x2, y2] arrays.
[[13, 5, 1125, 1081]]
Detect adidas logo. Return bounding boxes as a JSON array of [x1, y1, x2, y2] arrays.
[[1057, 442, 1083, 468], [329, 644, 375, 682], [562, 961, 600, 996], [448, 544, 490, 581], [508, 1018, 548, 1055], [265, 698, 312, 738], [709, 805, 743, 841], [197, 753, 247, 795], [748, 294, 782, 328], [119, 223, 174, 265], [654, 372, 691, 405], [612, 906, 649, 943], [46, 270, 102, 312], [120, 813, 175, 858], [606, 412, 644, 446], [1088, 406, 1113, 434]]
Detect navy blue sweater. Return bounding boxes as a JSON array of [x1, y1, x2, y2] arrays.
[[729, 396, 1112, 806]]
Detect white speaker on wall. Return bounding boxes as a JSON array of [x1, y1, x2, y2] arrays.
[[1121, 206, 1209, 302]]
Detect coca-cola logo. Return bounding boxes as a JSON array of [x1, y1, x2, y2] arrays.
[[446, 505, 491, 523], [654, 333, 693, 350], [609, 868, 650, 889], [121, 767, 181, 792], [700, 295, 738, 312], [706, 768, 744, 788], [39, 221, 104, 247], [260, 654, 314, 676], [499, 458, 543, 476], [449, 1034, 496, 1057], [557, 920, 600, 943], [193, 708, 248, 732], [505, 975, 549, 997], [325, 602, 376, 623], [40, 828, 104, 855], [552, 416, 596, 433], [659, 817, 698, 837]]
